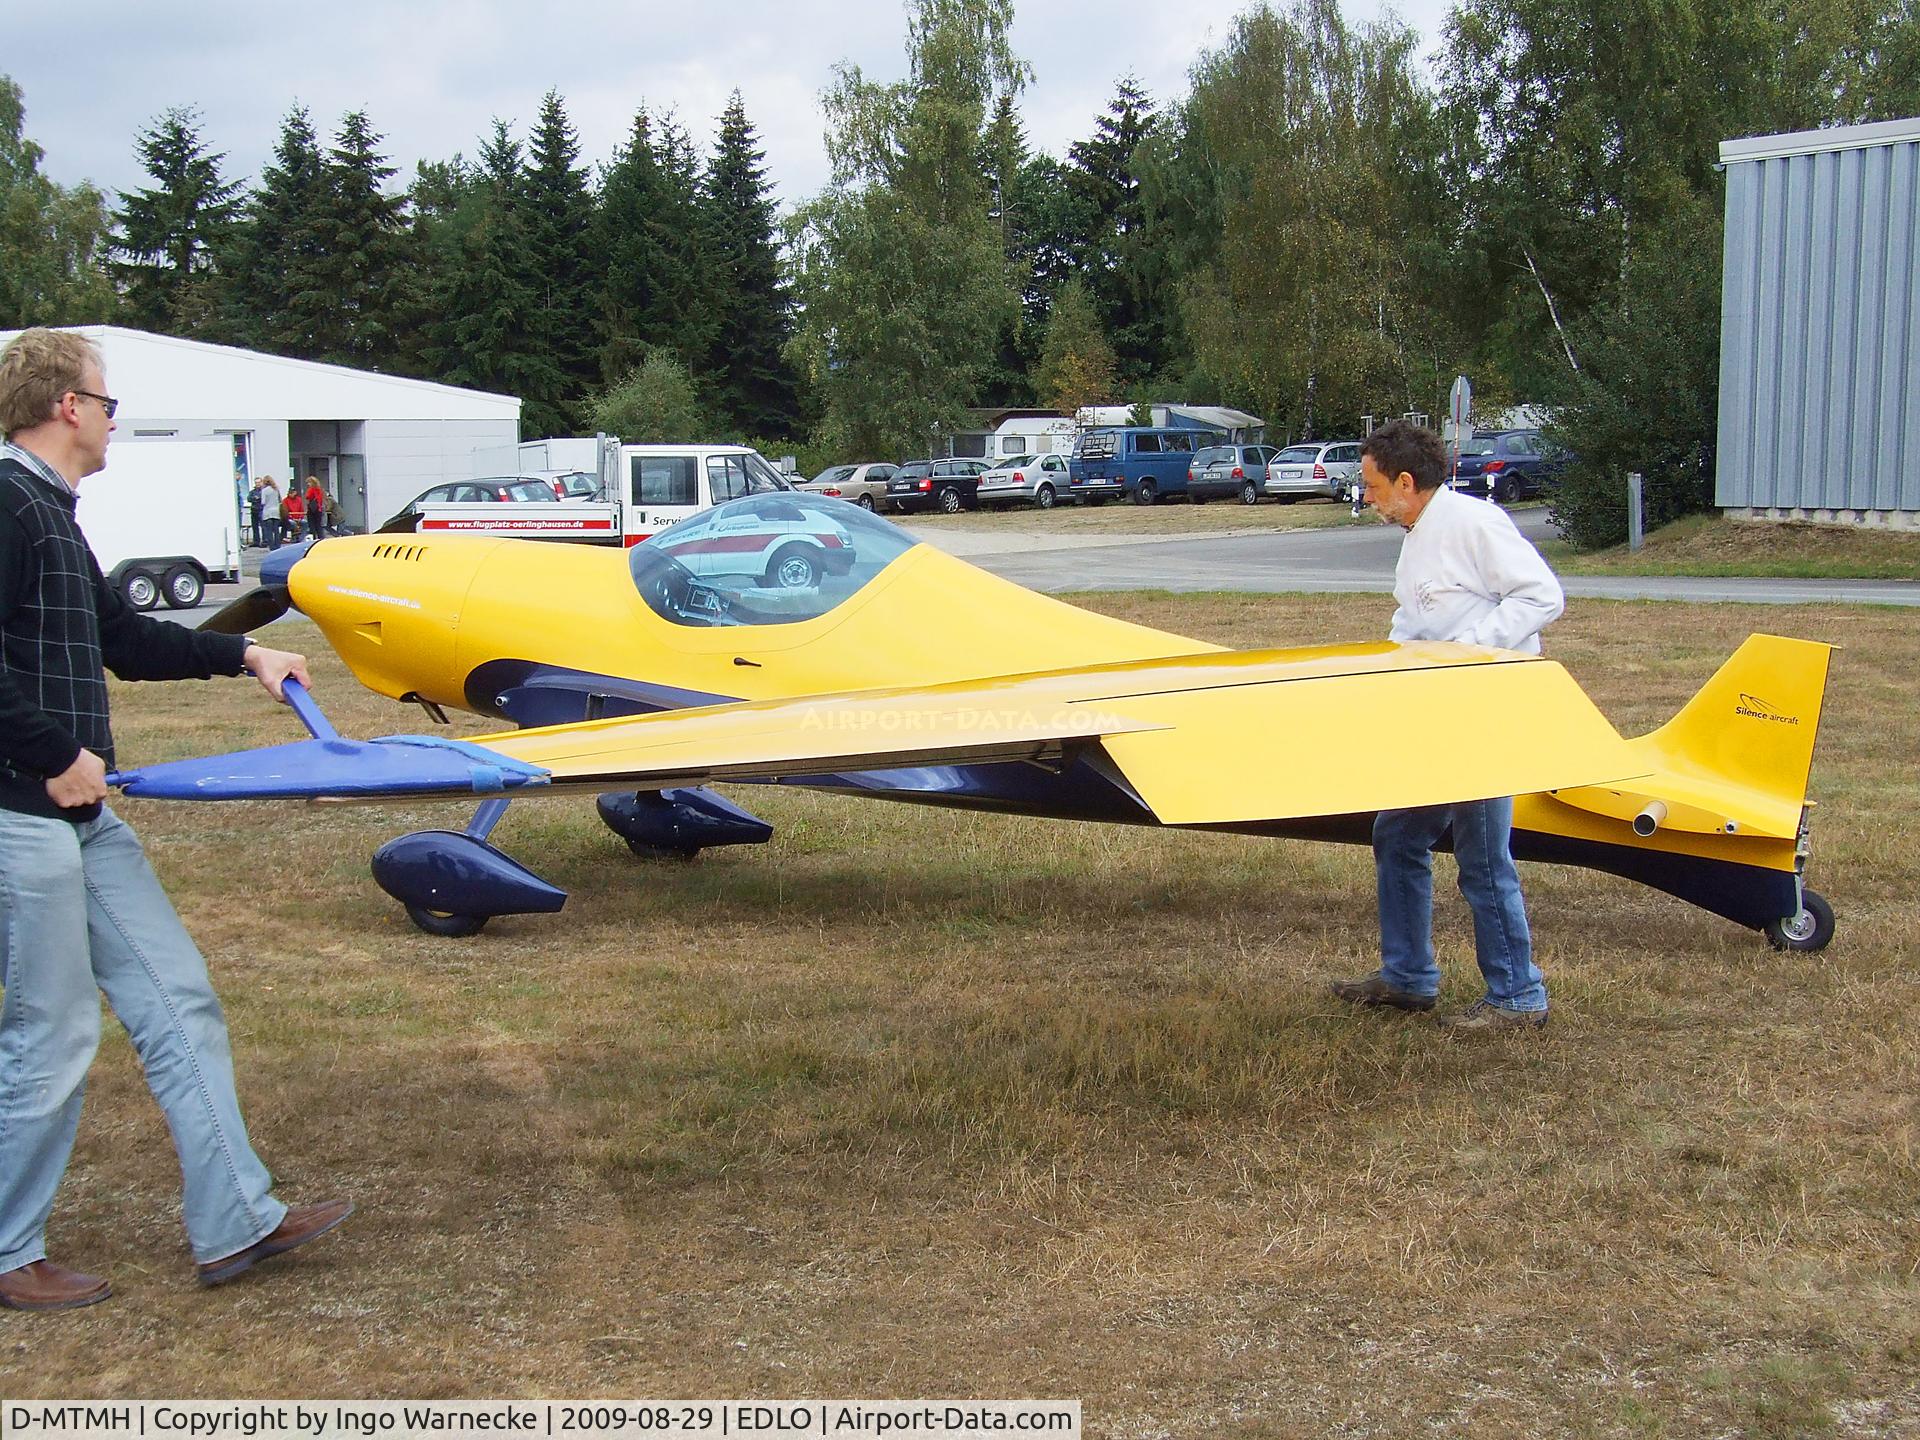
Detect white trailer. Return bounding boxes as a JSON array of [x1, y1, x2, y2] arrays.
[[76, 440, 242, 610]]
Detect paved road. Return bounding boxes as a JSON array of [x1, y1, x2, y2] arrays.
[[970, 509, 1920, 607], [154, 516, 1920, 629]]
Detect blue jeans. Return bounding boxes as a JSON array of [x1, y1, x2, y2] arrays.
[[0, 806, 286, 1270], [1373, 797, 1548, 1012]]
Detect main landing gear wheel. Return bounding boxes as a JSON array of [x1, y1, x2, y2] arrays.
[[404, 904, 488, 938], [1765, 890, 1834, 952]]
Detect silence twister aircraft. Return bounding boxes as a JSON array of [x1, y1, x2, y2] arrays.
[[110, 491, 1835, 950]]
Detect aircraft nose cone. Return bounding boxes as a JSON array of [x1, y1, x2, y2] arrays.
[[259, 539, 316, 589]]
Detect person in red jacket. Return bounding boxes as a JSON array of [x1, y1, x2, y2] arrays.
[[281, 483, 305, 538], [303, 476, 326, 539]]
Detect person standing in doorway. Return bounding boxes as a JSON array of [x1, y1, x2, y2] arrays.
[[303, 476, 326, 540], [256, 474, 282, 550]]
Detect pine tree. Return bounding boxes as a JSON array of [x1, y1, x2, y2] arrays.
[[594, 107, 714, 393], [213, 106, 332, 356], [309, 110, 410, 369], [1066, 76, 1167, 383], [523, 90, 598, 423], [110, 106, 238, 336], [701, 91, 799, 436], [425, 120, 568, 430]]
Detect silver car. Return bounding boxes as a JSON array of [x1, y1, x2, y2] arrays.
[[795, 462, 897, 511], [977, 452, 1071, 509], [1189, 444, 1279, 504], [1265, 440, 1361, 501]]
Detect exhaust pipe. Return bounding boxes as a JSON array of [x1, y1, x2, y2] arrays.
[[1633, 801, 1668, 838]]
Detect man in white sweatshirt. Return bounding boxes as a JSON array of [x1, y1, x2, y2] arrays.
[[1330, 420, 1565, 1029]]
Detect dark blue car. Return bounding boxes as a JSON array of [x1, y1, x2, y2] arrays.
[[1449, 430, 1567, 504]]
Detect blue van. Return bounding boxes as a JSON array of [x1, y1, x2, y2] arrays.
[[1068, 427, 1224, 505]]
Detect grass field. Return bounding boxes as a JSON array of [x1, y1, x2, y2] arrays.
[[5, 593, 1916, 1437], [1543, 514, 1920, 580]]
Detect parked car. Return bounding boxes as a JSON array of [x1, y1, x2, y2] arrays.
[[885, 457, 992, 514], [401, 477, 558, 511], [978, 453, 1071, 508], [538, 469, 605, 501], [653, 494, 857, 590], [1265, 441, 1360, 502], [1189, 444, 1280, 504], [1449, 430, 1566, 503], [1068, 427, 1222, 505], [795, 462, 898, 510]]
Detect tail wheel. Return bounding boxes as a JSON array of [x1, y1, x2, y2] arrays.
[[404, 904, 488, 938], [1765, 890, 1834, 952]]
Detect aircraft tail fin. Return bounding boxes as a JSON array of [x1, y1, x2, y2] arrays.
[[1645, 633, 1833, 810]]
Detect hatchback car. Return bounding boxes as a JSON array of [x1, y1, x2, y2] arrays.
[[977, 453, 1071, 508], [1265, 441, 1360, 501], [885, 458, 992, 514], [1449, 430, 1566, 503], [1188, 445, 1279, 504], [795, 462, 898, 510], [402, 477, 558, 510]]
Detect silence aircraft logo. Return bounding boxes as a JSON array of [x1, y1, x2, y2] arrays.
[[1735, 692, 1799, 725]]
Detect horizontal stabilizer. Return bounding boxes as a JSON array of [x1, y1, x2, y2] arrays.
[[112, 734, 551, 800]]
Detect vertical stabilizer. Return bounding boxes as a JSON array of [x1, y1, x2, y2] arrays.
[[1643, 634, 1833, 806]]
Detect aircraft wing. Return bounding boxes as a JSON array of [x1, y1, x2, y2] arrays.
[[112, 643, 1650, 823]]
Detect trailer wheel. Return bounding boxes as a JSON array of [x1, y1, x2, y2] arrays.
[[163, 565, 204, 609], [121, 569, 161, 611]]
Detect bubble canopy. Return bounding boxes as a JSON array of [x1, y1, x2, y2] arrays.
[[629, 493, 918, 627]]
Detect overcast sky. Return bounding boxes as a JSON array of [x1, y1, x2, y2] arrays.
[[14, 0, 1452, 213]]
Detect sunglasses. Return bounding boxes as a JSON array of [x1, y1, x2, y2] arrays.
[[73, 390, 120, 419]]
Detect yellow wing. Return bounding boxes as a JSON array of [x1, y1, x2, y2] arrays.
[[462, 641, 1649, 823]]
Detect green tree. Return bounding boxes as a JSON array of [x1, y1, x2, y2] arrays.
[[588, 349, 706, 442], [212, 106, 333, 355], [1149, 0, 1445, 439], [702, 91, 801, 436], [787, 0, 1027, 457], [594, 107, 716, 391], [524, 90, 598, 421], [1030, 277, 1117, 413], [1066, 76, 1169, 384], [0, 77, 115, 327], [423, 121, 568, 429], [308, 110, 411, 370], [110, 106, 238, 336]]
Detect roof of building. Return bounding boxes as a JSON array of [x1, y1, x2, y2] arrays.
[[1721, 115, 1920, 165], [0, 326, 520, 424]]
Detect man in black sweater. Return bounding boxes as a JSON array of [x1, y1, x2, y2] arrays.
[[0, 328, 351, 1310]]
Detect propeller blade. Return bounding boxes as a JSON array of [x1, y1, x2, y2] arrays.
[[196, 585, 290, 635]]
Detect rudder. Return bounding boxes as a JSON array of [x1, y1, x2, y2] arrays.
[[1643, 634, 1833, 808]]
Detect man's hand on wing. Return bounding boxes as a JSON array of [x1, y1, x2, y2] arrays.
[[47, 748, 109, 808], [243, 643, 311, 702]]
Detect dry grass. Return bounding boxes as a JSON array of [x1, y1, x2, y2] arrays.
[[1546, 513, 1920, 580], [5, 595, 1918, 1438]]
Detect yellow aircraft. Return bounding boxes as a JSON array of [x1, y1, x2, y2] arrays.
[[112, 492, 1834, 950]]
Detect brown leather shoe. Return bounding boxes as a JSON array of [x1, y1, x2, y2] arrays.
[[197, 1199, 353, 1287], [0, 1259, 111, 1312], [1329, 974, 1436, 1013]]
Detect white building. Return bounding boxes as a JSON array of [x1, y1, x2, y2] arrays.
[[0, 326, 521, 532]]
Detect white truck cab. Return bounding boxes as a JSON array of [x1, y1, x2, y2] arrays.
[[402, 441, 791, 546]]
